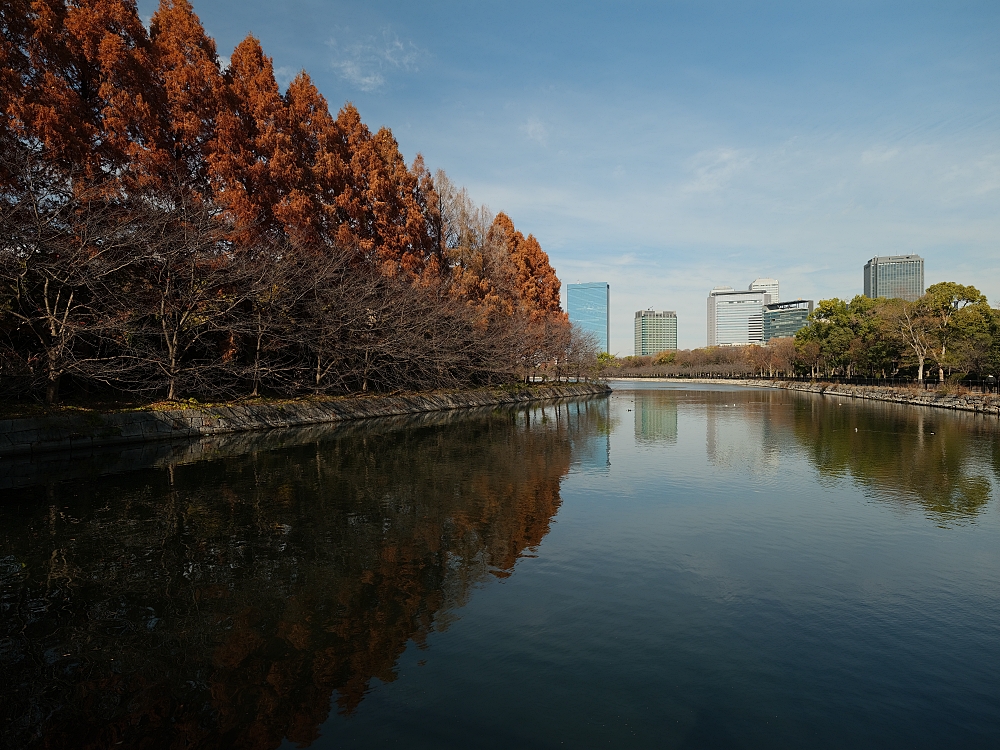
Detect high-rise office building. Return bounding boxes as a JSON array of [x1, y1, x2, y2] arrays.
[[567, 282, 610, 352], [749, 277, 779, 303], [634, 310, 677, 355], [863, 255, 924, 301], [763, 299, 813, 341], [707, 287, 771, 346]]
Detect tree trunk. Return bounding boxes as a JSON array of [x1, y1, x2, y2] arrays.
[[251, 318, 263, 397], [45, 375, 60, 406], [45, 345, 61, 405]]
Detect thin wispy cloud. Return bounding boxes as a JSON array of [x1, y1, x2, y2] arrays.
[[683, 148, 755, 193], [274, 65, 296, 89], [328, 28, 424, 92], [944, 152, 1000, 197], [861, 146, 900, 164], [521, 117, 549, 145]]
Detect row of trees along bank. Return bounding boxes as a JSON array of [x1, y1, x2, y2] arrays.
[[0, 0, 596, 404], [602, 283, 1000, 383]]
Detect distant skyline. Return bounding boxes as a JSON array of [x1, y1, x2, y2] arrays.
[[137, 0, 1000, 350]]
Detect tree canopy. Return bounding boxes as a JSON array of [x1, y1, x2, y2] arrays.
[[0, 0, 586, 403]]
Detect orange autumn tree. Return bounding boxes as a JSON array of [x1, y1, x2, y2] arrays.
[[8, 0, 103, 177], [493, 212, 563, 320], [0, 0, 33, 166], [63, 0, 169, 189], [410, 154, 446, 273], [149, 0, 226, 197], [280, 71, 347, 251], [1, 0, 580, 402], [471, 212, 565, 322], [210, 34, 295, 241], [366, 127, 441, 278], [12, 0, 169, 189], [333, 104, 443, 276]]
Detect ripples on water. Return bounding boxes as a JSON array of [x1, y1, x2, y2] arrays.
[[1, 385, 999, 749]]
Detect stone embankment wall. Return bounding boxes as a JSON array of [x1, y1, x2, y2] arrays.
[[612, 377, 1000, 416], [751, 380, 1000, 415], [0, 383, 610, 456]]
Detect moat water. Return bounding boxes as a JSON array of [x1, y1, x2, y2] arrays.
[[2, 382, 1000, 749]]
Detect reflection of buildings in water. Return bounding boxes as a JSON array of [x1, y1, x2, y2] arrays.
[[566, 398, 612, 471], [705, 397, 781, 474], [633, 392, 678, 445], [0, 399, 611, 750], [573, 431, 611, 471]]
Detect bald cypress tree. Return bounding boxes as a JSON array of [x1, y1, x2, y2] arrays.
[[211, 35, 294, 240], [61, 0, 168, 189], [149, 0, 226, 196], [1, 0, 577, 401], [280, 71, 347, 251]]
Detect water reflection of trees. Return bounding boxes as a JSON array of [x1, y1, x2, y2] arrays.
[[0, 399, 607, 749], [686, 388, 997, 521], [784, 395, 999, 522]]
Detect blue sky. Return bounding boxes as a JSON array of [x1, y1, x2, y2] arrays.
[[139, 0, 1000, 351]]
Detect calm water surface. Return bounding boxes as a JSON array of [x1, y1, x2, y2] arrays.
[[2, 383, 1000, 748]]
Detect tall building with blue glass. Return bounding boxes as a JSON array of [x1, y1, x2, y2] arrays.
[[567, 282, 610, 353], [763, 300, 813, 341]]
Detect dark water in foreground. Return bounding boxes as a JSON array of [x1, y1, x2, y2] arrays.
[[2, 383, 1000, 749]]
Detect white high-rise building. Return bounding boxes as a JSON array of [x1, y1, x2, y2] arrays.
[[749, 278, 779, 303], [707, 286, 772, 346]]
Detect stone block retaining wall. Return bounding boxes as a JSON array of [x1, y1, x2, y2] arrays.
[[0, 383, 610, 456], [750, 380, 1000, 416], [612, 377, 1000, 416]]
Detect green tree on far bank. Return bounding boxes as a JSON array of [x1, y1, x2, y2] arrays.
[[922, 282, 991, 383], [796, 283, 995, 383], [794, 295, 901, 378]]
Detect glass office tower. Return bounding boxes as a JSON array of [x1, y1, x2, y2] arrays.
[[634, 310, 678, 356], [863, 255, 924, 301], [567, 282, 610, 353], [763, 300, 813, 341]]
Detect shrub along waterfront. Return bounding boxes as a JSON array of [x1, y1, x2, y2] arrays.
[[0, 0, 596, 406], [603, 284, 1000, 385]]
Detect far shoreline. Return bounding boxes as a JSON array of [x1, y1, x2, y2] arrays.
[[606, 377, 1000, 417]]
